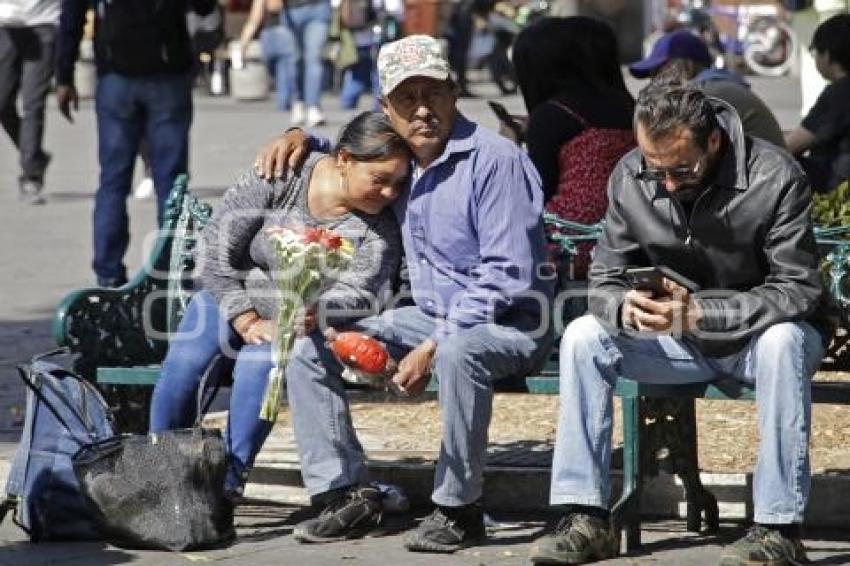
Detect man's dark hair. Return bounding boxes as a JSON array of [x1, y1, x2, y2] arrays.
[[811, 14, 850, 72], [634, 81, 718, 150], [334, 111, 410, 161]]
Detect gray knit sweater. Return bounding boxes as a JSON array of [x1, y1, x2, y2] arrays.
[[201, 153, 402, 324]]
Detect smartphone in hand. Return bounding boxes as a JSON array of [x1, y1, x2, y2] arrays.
[[625, 266, 700, 296]]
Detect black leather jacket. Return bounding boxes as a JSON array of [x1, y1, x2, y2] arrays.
[[588, 99, 828, 357]]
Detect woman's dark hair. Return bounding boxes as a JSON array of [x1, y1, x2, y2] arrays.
[[512, 16, 631, 113], [811, 14, 850, 72], [634, 82, 718, 150], [333, 111, 410, 161]]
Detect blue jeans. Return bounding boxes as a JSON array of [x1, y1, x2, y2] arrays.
[[149, 290, 274, 493], [93, 72, 192, 282], [260, 25, 297, 111], [286, 306, 554, 506], [551, 315, 824, 524], [280, 1, 330, 107], [339, 46, 378, 110]]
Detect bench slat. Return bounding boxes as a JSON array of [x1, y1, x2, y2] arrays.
[[98, 366, 161, 386], [525, 374, 850, 403]]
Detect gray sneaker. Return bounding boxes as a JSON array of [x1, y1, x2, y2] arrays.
[[719, 525, 807, 566], [18, 176, 46, 205], [293, 485, 383, 543], [529, 513, 618, 565]]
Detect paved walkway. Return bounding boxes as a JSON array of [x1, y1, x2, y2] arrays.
[[3, 508, 850, 566]]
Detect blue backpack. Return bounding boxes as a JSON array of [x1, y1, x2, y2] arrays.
[[0, 350, 115, 541]]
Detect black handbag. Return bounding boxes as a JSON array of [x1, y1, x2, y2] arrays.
[[72, 367, 234, 552]]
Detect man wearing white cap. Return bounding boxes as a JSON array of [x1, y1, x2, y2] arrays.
[[255, 34, 555, 553]]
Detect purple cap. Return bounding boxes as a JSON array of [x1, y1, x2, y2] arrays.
[[628, 30, 713, 79]]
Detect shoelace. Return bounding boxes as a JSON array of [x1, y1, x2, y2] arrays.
[[744, 525, 771, 542], [320, 489, 366, 517], [428, 508, 454, 527], [553, 514, 578, 536]]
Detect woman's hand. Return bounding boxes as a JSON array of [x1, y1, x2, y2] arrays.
[[255, 129, 311, 180], [232, 310, 274, 344], [241, 319, 275, 344]]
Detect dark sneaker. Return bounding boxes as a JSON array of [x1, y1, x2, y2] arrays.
[[403, 503, 486, 553], [719, 525, 807, 566], [293, 485, 383, 543], [529, 513, 618, 564], [18, 176, 46, 205]]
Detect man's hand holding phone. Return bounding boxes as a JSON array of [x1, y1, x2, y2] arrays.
[[622, 267, 703, 334]]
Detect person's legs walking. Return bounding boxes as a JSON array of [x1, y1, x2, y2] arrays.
[[140, 74, 192, 222], [290, 2, 330, 126], [17, 25, 55, 185], [0, 27, 21, 155], [339, 47, 372, 110], [260, 25, 296, 111], [92, 73, 145, 286]]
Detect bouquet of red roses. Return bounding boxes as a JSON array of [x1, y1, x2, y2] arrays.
[[260, 226, 354, 421]]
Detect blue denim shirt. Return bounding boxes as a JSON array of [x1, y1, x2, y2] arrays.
[[314, 114, 553, 341]]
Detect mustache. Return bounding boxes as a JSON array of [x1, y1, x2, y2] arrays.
[[411, 118, 439, 132]]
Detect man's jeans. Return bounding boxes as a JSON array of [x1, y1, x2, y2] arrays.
[[286, 305, 554, 506], [340, 46, 378, 110], [93, 72, 192, 282], [280, 1, 330, 108], [0, 25, 55, 180], [149, 290, 274, 493], [551, 315, 824, 524], [260, 25, 297, 111]]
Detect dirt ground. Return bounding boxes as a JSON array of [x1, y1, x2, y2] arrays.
[[276, 371, 850, 474]]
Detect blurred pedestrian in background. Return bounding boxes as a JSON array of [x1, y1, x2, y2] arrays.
[[337, 0, 403, 110], [56, 0, 216, 288], [786, 14, 850, 193], [239, 0, 295, 112], [629, 29, 785, 149], [0, 0, 60, 205], [513, 16, 635, 282]]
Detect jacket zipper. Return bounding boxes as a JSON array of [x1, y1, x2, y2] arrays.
[[671, 186, 712, 247]]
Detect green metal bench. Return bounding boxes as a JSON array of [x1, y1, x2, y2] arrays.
[[50, 181, 850, 548], [533, 213, 850, 552], [52, 174, 212, 431]]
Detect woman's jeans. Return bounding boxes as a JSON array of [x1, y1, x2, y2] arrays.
[[260, 25, 296, 111], [280, 1, 330, 108], [551, 315, 824, 524], [149, 290, 274, 493]]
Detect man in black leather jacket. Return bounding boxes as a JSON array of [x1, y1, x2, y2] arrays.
[[530, 83, 828, 566]]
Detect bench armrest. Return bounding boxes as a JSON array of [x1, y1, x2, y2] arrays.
[[52, 274, 169, 380]]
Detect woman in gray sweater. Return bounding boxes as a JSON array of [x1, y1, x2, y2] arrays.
[[149, 112, 408, 498]]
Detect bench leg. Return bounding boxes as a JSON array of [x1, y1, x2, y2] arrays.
[[611, 395, 641, 553], [676, 400, 719, 534]]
